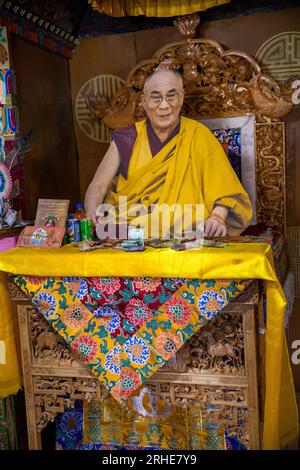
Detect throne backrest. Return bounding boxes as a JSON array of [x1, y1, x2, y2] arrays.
[[87, 14, 297, 234]]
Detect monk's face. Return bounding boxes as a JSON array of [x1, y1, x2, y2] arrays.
[[142, 72, 184, 134]]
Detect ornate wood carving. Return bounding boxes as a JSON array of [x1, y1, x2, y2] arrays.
[[86, 14, 297, 126], [8, 281, 28, 300], [85, 13, 294, 233], [160, 310, 245, 376], [133, 383, 250, 448], [287, 226, 300, 297], [29, 309, 75, 367], [16, 292, 261, 449], [256, 122, 285, 232], [33, 376, 104, 432]]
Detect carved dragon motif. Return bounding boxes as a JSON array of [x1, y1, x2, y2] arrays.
[[85, 14, 298, 129], [239, 73, 297, 120]]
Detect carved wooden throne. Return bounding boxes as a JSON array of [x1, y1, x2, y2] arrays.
[[11, 14, 297, 450], [87, 14, 297, 234]]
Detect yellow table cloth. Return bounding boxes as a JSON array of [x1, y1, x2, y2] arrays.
[[0, 242, 298, 450]]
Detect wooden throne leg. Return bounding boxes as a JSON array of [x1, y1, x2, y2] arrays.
[[17, 304, 42, 450]]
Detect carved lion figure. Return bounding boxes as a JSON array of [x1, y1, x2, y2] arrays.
[[34, 331, 59, 358]]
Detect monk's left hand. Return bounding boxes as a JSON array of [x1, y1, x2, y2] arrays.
[[204, 217, 227, 238]]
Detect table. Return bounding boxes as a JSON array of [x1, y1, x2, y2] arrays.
[[0, 243, 298, 449]]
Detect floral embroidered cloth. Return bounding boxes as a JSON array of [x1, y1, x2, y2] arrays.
[[13, 274, 248, 402]]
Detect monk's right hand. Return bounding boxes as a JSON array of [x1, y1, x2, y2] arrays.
[[204, 216, 227, 238], [85, 208, 103, 226], [94, 207, 108, 226]]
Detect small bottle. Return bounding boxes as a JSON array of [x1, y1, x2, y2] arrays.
[[67, 213, 81, 242], [62, 231, 69, 246], [74, 203, 86, 220]]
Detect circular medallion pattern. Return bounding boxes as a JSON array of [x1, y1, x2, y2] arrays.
[[75, 74, 125, 143]]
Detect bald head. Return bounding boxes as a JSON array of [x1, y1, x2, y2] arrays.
[[141, 68, 184, 135], [143, 69, 183, 93]]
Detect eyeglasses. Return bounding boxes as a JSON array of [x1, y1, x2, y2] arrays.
[[143, 92, 182, 106]]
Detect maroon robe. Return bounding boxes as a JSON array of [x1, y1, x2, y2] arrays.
[[112, 118, 180, 179]]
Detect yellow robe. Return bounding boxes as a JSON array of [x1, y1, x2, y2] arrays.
[[105, 117, 252, 237]]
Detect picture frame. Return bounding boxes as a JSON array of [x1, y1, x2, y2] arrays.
[[201, 114, 257, 224]]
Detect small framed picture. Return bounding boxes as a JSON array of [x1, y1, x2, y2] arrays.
[[17, 226, 66, 248], [35, 198, 69, 228]]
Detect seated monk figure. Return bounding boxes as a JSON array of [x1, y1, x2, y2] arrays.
[[85, 69, 252, 239]]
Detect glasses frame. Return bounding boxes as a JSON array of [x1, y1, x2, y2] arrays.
[[142, 91, 182, 107]]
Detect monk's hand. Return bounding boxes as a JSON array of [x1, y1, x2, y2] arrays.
[[86, 211, 98, 226], [204, 214, 227, 238], [86, 209, 105, 226], [94, 207, 108, 226]]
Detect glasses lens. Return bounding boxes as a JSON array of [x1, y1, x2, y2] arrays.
[[149, 95, 162, 105], [147, 92, 180, 106], [166, 94, 178, 103]]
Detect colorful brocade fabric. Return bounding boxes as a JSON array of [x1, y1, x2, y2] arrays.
[[13, 275, 249, 402]]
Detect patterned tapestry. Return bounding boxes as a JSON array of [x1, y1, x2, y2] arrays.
[[212, 127, 241, 180]]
